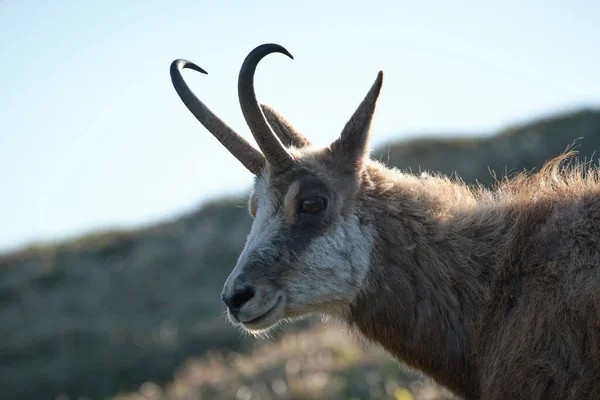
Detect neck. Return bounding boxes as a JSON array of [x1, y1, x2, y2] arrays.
[[348, 164, 506, 399]]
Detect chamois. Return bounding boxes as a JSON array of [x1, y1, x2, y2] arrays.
[[170, 43, 600, 399]]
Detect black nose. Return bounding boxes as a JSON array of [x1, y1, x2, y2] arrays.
[[221, 286, 255, 312]]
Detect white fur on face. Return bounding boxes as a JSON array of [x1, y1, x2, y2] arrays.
[[284, 212, 375, 319], [222, 171, 280, 297], [221, 170, 290, 332], [222, 169, 375, 331]]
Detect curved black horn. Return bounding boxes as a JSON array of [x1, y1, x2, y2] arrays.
[[170, 59, 266, 175], [238, 44, 296, 173]]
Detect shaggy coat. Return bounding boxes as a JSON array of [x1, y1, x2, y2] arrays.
[[350, 154, 600, 399], [171, 43, 600, 400]]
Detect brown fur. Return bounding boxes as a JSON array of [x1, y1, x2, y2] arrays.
[[243, 82, 600, 399], [282, 180, 301, 224], [348, 153, 600, 399], [172, 45, 600, 399], [236, 82, 600, 398]]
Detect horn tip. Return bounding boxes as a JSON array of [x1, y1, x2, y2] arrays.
[[171, 59, 208, 75], [374, 70, 384, 89], [279, 46, 294, 60]]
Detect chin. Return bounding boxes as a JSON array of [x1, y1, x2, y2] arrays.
[[228, 295, 288, 333], [241, 319, 280, 334]]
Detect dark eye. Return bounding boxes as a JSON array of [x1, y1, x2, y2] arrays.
[[299, 197, 327, 214]]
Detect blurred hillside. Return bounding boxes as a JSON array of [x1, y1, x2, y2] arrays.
[[371, 108, 600, 185], [1, 108, 600, 400]]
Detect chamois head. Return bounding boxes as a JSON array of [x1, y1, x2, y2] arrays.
[[170, 43, 383, 333]]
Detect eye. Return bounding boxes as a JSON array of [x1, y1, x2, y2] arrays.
[[299, 196, 327, 214]]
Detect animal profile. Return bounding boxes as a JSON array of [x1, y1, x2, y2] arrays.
[[170, 43, 600, 399]]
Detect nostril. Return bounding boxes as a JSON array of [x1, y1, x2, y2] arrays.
[[229, 286, 255, 310]]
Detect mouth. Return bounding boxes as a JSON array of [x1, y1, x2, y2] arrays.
[[239, 295, 284, 331]]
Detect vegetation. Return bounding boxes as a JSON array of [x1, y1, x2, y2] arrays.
[[1, 108, 599, 400], [113, 324, 452, 400]]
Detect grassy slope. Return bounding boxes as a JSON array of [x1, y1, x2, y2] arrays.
[[1, 108, 599, 400]]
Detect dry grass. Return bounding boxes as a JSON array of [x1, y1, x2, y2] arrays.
[[112, 323, 454, 400]]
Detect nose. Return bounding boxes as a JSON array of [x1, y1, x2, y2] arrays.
[[221, 286, 255, 312]]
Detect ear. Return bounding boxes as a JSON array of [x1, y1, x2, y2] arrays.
[[330, 71, 383, 172], [260, 103, 312, 149]]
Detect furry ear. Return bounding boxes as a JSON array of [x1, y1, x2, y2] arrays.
[[330, 71, 383, 172], [260, 104, 312, 149]]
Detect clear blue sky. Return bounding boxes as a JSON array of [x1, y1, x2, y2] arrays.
[[1, 0, 599, 252]]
